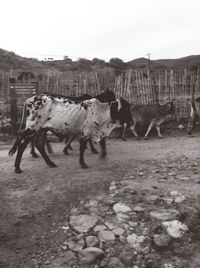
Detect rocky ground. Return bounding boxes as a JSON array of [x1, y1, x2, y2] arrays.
[[0, 127, 200, 268]]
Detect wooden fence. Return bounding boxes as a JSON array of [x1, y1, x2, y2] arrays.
[[0, 68, 200, 133]]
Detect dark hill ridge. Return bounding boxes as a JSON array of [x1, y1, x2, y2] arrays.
[[0, 48, 200, 74], [128, 55, 200, 70]]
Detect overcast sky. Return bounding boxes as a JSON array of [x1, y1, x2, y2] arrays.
[[0, 0, 199, 61]]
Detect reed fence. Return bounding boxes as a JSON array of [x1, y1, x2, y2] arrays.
[[0, 68, 200, 133]]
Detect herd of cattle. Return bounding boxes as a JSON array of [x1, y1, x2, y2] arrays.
[[8, 89, 199, 173]]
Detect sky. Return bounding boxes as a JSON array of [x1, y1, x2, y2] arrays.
[[0, 0, 199, 62]]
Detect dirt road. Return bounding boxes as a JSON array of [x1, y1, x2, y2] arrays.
[[0, 133, 200, 267]]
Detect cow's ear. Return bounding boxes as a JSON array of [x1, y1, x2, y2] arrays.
[[110, 102, 118, 121]]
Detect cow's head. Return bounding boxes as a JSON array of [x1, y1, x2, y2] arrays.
[[110, 98, 133, 126], [165, 98, 175, 115]]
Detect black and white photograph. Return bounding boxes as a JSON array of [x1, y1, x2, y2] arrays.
[[0, 0, 200, 267]]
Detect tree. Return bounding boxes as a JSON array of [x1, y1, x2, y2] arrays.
[[108, 58, 127, 75], [63, 56, 72, 63], [77, 58, 92, 71], [91, 58, 105, 66]]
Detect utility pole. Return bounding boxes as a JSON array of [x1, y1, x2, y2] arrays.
[[146, 53, 151, 70]]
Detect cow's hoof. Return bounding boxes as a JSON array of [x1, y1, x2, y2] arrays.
[[158, 136, 164, 139], [49, 162, 57, 168], [31, 153, 39, 158], [121, 137, 127, 141], [81, 163, 89, 169], [144, 137, 148, 140], [136, 137, 141, 140], [15, 168, 22, 173], [63, 150, 69, 155], [100, 152, 107, 158], [91, 149, 99, 154]]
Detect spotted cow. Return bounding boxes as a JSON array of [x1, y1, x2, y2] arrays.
[[9, 94, 132, 173], [29, 90, 117, 157]]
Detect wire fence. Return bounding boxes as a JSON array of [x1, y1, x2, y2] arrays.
[[0, 68, 200, 134]]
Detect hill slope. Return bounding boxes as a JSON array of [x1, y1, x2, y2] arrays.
[[0, 48, 200, 74]]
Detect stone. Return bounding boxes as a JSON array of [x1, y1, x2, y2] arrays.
[[104, 221, 116, 230], [175, 174, 190, 180], [133, 206, 145, 212], [128, 221, 138, 228], [113, 203, 132, 213], [107, 257, 125, 268], [86, 236, 99, 247], [162, 197, 174, 204], [89, 200, 98, 207], [112, 227, 125, 236], [98, 230, 115, 241], [147, 195, 160, 202], [79, 247, 104, 264], [126, 233, 145, 250], [119, 236, 126, 243], [150, 209, 179, 221], [70, 214, 98, 233], [163, 264, 174, 268], [170, 190, 179, 197], [65, 234, 85, 252], [99, 258, 109, 267], [153, 234, 171, 247], [61, 245, 68, 250], [50, 251, 77, 267], [119, 249, 133, 265], [162, 220, 188, 238], [116, 212, 130, 222], [174, 195, 186, 203], [109, 185, 117, 192], [94, 225, 106, 232]]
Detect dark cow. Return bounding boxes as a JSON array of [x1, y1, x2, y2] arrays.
[[128, 100, 175, 139], [9, 94, 132, 173], [187, 97, 200, 135]]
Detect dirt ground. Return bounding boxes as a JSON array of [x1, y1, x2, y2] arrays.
[[1, 128, 200, 267]]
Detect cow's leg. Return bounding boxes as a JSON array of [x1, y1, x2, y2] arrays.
[[99, 137, 107, 158], [35, 130, 57, 168], [187, 111, 196, 135], [144, 121, 155, 140], [155, 124, 164, 138], [30, 136, 39, 158], [130, 122, 140, 140], [45, 133, 54, 154], [79, 139, 88, 168], [63, 135, 75, 155], [14, 131, 33, 173], [89, 138, 98, 154], [187, 117, 194, 135], [120, 123, 127, 141]]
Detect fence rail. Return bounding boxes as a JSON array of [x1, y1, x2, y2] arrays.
[[0, 68, 200, 133]]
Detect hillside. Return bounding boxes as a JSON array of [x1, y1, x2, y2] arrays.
[[128, 55, 200, 70], [0, 49, 60, 75], [0, 48, 200, 75]]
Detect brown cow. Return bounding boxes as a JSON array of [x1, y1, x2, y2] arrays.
[[129, 100, 175, 139]]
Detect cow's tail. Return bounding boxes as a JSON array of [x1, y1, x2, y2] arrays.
[[18, 99, 28, 134], [9, 100, 28, 156], [9, 138, 20, 156]]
